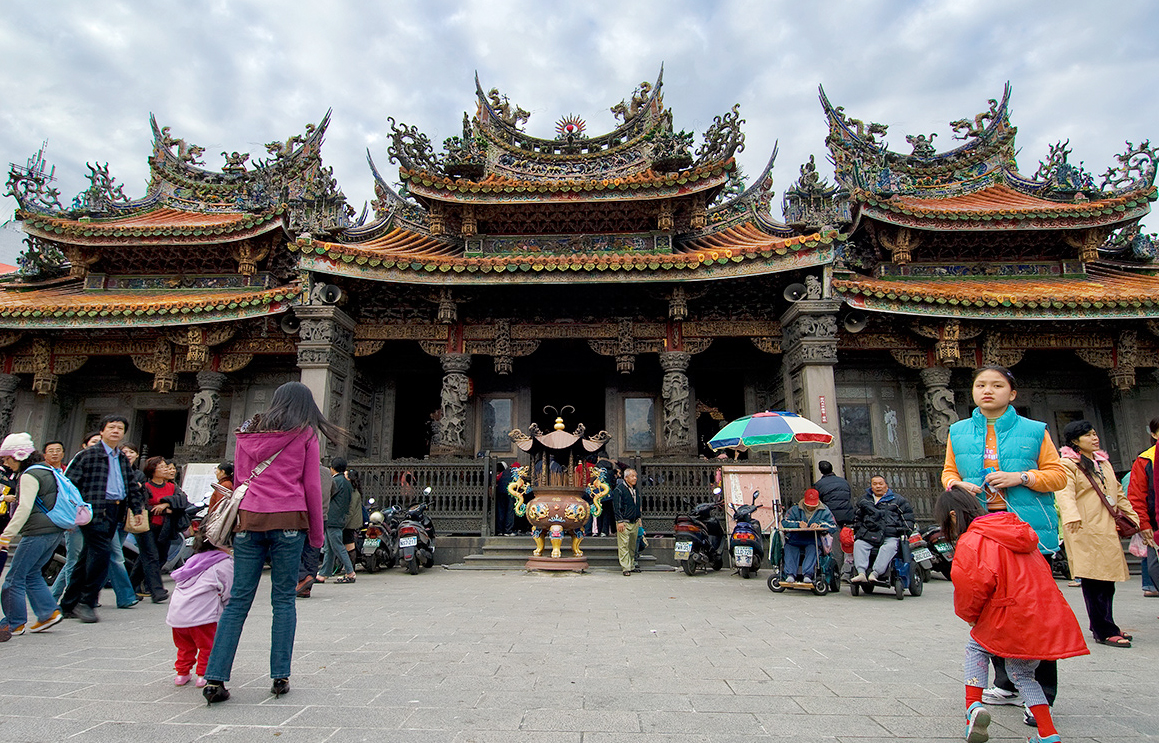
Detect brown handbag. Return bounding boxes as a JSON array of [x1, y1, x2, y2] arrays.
[[1078, 465, 1139, 538], [124, 508, 150, 534]]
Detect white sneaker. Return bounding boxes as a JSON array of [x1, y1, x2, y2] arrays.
[[867, 571, 881, 583], [965, 702, 991, 742], [801, 575, 813, 584], [981, 686, 1023, 706], [851, 572, 867, 583], [782, 575, 796, 584]]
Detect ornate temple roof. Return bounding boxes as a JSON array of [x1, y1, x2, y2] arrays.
[[833, 266, 1159, 320], [379, 69, 746, 206], [21, 207, 284, 246], [819, 84, 1158, 233], [292, 228, 843, 285], [0, 281, 301, 329]]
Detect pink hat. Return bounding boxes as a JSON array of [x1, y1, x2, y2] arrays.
[[0, 432, 36, 461]]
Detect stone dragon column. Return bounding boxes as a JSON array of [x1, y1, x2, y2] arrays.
[[660, 351, 694, 455], [780, 299, 843, 474], [435, 353, 472, 456], [181, 371, 227, 461], [0, 373, 18, 439], [919, 366, 958, 454]]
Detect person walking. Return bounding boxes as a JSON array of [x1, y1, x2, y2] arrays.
[[1057, 420, 1140, 648], [50, 434, 102, 602], [344, 468, 365, 571], [611, 468, 642, 575], [167, 533, 232, 688], [0, 433, 66, 640], [318, 457, 356, 585], [60, 415, 147, 624], [1125, 416, 1159, 597], [935, 487, 1087, 743], [132, 457, 187, 603], [202, 381, 344, 705], [941, 365, 1069, 723]]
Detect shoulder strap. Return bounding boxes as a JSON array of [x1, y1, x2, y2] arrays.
[[1078, 464, 1120, 519]]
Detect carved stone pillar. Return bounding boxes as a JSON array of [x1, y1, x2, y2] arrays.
[[295, 306, 355, 454], [920, 366, 958, 455], [780, 299, 843, 472], [435, 353, 471, 456], [0, 373, 18, 438], [181, 371, 227, 460], [660, 351, 693, 454]]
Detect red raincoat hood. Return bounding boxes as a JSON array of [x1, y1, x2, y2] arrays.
[[968, 511, 1038, 554]]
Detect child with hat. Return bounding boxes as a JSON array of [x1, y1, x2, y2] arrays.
[[780, 488, 836, 584]]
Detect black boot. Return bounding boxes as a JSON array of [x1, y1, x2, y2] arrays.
[[271, 678, 290, 698], [203, 682, 230, 705]]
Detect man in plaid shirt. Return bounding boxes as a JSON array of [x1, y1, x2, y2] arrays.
[[60, 415, 147, 623]]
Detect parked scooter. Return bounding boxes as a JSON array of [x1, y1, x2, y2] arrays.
[[673, 488, 726, 576], [729, 490, 764, 579], [921, 523, 954, 580], [397, 487, 436, 574], [362, 500, 399, 573], [907, 529, 935, 582]]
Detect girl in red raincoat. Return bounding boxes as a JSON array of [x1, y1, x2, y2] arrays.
[[935, 486, 1088, 743]]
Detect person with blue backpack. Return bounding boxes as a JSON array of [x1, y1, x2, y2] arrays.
[[0, 432, 83, 640]]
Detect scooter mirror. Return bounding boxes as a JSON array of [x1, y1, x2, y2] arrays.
[[751, 489, 760, 504], [423, 486, 433, 495], [712, 487, 722, 496], [367, 498, 376, 505]]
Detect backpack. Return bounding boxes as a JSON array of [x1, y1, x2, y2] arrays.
[[27, 464, 93, 529]]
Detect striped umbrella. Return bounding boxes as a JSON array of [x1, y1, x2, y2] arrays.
[[709, 410, 834, 453]]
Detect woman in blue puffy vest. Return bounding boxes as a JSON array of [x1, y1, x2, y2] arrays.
[[942, 365, 1070, 726]]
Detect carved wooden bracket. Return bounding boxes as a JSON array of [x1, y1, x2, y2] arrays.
[[0, 331, 23, 350], [165, 324, 237, 365], [878, 226, 921, 265], [890, 349, 931, 369], [751, 337, 782, 355], [1063, 227, 1109, 264], [12, 338, 89, 395], [231, 240, 271, 276], [63, 245, 101, 280]]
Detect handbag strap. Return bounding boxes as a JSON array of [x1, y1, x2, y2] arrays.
[[1077, 462, 1124, 521]]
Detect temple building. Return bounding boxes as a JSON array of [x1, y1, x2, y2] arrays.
[[3, 72, 1157, 531]]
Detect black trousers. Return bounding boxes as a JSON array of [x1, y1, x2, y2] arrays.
[[298, 540, 320, 582], [130, 527, 167, 598], [993, 657, 1057, 706], [60, 519, 119, 611], [1080, 577, 1121, 640]]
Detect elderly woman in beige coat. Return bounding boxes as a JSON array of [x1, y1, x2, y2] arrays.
[[1057, 419, 1140, 648]]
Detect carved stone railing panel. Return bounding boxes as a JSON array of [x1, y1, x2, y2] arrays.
[[354, 460, 491, 534], [843, 458, 944, 524]]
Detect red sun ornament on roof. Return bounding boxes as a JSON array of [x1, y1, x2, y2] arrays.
[[555, 114, 586, 138]]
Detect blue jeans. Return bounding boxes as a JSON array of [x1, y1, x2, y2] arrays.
[[1143, 546, 1157, 592], [205, 529, 305, 682], [105, 529, 139, 607], [2, 532, 64, 628], [783, 541, 818, 578], [320, 526, 353, 577], [50, 528, 83, 601]]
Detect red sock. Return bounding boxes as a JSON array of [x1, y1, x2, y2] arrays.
[[966, 685, 983, 708], [1030, 704, 1057, 736]]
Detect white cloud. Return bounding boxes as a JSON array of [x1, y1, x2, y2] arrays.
[[1, 0, 1156, 230]]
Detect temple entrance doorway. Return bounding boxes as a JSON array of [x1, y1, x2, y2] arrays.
[[392, 369, 443, 460], [135, 408, 188, 459], [526, 340, 608, 438]]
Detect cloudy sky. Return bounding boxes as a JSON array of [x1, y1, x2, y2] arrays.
[[2, 1, 1158, 264]]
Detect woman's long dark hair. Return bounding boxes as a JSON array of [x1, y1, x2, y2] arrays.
[[347, 469, 362, 493], [934, 485, 987, 543], [248, 381, 349, 444], [16, 450, 45, 473]]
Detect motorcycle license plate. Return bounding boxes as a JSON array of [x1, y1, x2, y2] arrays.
[[734, 546, 754, 567], [362, 538, 379, 550], [911, 547, 933, 563], [399, 536, 418, 548], [935, 542, 952, 554], [675, 541, 692, 560]]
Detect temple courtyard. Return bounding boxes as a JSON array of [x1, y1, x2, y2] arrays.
[[0, 565, 1156, 742]]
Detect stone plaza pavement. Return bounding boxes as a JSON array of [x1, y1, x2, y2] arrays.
[[1, 564, 1158, 743]]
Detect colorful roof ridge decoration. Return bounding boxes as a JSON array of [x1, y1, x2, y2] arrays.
[[379, 70, 747, 202], [858, 182, 1156, 231], [19, 206, 285, 245], [833, 270, 1159, 320], [293, 229, 845, 285], [0, 283, 301, 329]]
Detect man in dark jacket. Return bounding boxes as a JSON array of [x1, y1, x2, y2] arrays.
[[60, 415, 147, 623], [611, 469, 642, 575], [850, 475, 914, 584], [812, 460, 855, 527], [320, 457, 356, 583]]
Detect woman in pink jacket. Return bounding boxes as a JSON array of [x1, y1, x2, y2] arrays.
[[202, 382, 346, 705]]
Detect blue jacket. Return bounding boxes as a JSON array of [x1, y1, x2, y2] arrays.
[[781, 501, 836, 546], [947, 407, 1060, 554]]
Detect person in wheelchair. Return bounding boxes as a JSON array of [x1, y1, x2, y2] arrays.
[[780, 488, 836, 584], [851, 475, 915, 584]]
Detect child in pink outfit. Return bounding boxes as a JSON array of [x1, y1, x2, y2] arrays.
[[166, 535, 233, 687]]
